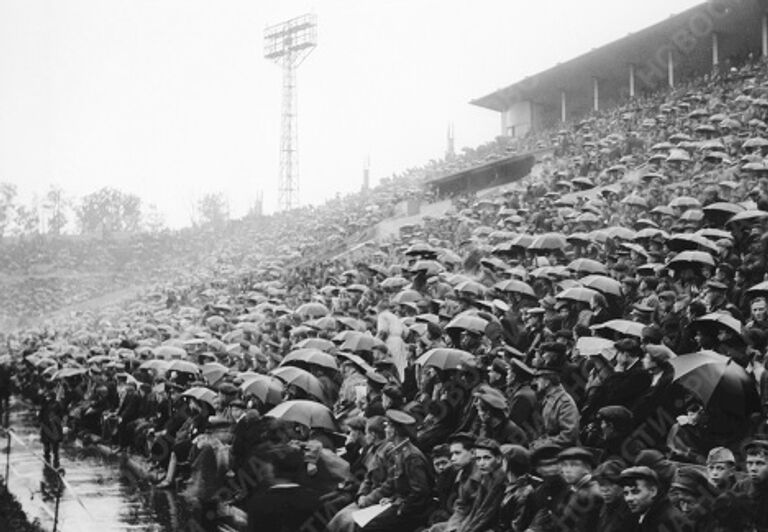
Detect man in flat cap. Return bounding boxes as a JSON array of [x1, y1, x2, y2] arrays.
[[553, 447, 602, 532], [594, 459, 633, 532], [474, 388, 528, 446], [669, 466, 715, 527], [358, 409, 434, 532], [619, 466, 687, 532], [734, 439, 768, 531]]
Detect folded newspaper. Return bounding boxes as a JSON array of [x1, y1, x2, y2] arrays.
[[352, 502, 392, 527]]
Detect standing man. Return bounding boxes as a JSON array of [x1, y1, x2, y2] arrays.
[[39, 388, 65, 469]]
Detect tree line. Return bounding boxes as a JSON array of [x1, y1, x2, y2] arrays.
[[0, 184, 233, 240]]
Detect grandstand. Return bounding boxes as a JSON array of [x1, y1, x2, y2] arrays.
[[472, 0, 768, 136]]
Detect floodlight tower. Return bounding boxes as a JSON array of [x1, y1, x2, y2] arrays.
[[264, 13, 317, 211]]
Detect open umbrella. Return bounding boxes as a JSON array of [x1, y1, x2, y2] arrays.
[[555, 286, 600, 304], [391, 289, 423, 305], [53, 367, 88, 380], [726, 210, 768, 226], [454, 280, 487, 297], [168, 360, 199, 375], [670, 351, 760, 415], [281, 348, 339, 371], [494, 279, 536, 298], [529, 233, 567, 251], [241, 375, 284, 405], [295, 302, 330, 319], [266, 400, 338, 431], [294, 337, 336, 351], [692, 312, 742, 337], [622, 194, 647, 208], [591, 319, 645, 338], [381, 276, 410, 290], [667, 233, 719, 254], [416, 348, 474, 370], [306, 316, 339, 331], [669, 196, 701, 209], [746, 280, 768, 297], [574, 337, 617, 360], [567, 258, 608, 276], [153, 345, 187, 359], [411, 260, 445, 276], [182, 386, 217, 409], [270, 366, 326, 399], [580, 275, 622, 297], [445, 314, 488, 334], [201, 362, 229, 386], [666, 251, 715, 270], [139, 359, 171, 373]]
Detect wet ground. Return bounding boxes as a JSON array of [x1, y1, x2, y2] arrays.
[[2, 402, 194, 532]]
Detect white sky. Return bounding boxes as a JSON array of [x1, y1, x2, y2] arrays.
[[0, 0, 703, 228]]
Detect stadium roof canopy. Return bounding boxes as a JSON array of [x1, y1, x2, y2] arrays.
[[471, 0, 766, 115], [426, 153, 536, 196]]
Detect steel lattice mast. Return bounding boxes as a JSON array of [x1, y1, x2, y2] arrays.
[[264, 14, 317, 211]]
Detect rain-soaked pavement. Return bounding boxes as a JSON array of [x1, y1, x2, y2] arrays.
[[2, 401, 194, 531]]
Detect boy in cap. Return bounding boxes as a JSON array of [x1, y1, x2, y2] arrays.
[[734, 439, 768, 531], [593, 459, 633, 532], [619, 466, 687, 532], [706, 446, 736, 493], [551, 447, 602, 531]]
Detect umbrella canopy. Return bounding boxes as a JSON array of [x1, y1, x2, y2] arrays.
[[53, 367, 88, 380], [726, 210, 768, 226], [580, 275, 622, 297], [529, 233, 567, 251], [295, 302, 330, 319], [391, 289, 423, 305], [666, 250, 715, 270], [270, 366, 326, 399], [669, 196, 702, 209], [337, 331, 384, 353], [241, 374, 284, 405], [168, 360, 199, 375], [746, 280, 768, 297], [381, 276, 410, 290], [153, 345, 187, 359], [416, 348, 474, 370], [445, 314, 488, 334], [266, 400, 338, 431], [670, 351, 760, 414], [294, 337, 336, 351], [494, 279, 535, 298], [201, 362, 229, 386], [567, 258, 608, 276], [574, 337, 617, 360], [306, 316, 339, 331], [411, 260, 445, 276], [667, 233, 719, 254], [622, 194, 647, 208], [182, 386, 217, 409], [139, 359, 171, 373], [281, 348, 339, 371], [454, 280, 487, 297], [555, 286, 600, 304], [693, 312, 742, 337], [592, 319, 645, 338]]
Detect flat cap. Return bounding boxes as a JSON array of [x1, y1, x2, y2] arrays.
[[597, 405, 633, 424], [448, 431, 477, 448], [619, 466, 659, 486], [385, 409, 416, 426], [671, 467, 710, 495], [540, 342, 566, 357], [745, 439, 768, 455], [531, 443, 562, 466], [475, 388, 509, 411], [593, 459, 626, 483], [557, 447, 595, 467], [473, 437, 501, 455], [707, 280, 728, 291], [707, 446, 735, 464]]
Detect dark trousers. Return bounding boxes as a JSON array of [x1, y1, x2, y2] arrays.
[[362, 504, 432, 532], [43, 440, 60, 468]]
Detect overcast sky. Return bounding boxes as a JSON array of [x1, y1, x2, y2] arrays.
[[0, 0, 703, 228]]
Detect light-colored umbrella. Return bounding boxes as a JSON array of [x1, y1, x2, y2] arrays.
[[416, 348, 474, 370], [266, 400, 338, 431]]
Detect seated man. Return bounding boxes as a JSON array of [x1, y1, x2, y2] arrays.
[[619, 466, 688, 532]]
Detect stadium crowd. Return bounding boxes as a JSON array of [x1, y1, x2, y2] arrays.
[[5, 52, 768, 532]]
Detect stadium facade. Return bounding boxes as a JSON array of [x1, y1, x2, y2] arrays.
[[471, 0, 768, 137]]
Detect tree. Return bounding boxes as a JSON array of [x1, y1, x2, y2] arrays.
[[143, 203, 167, 234], [13, 204, 39, 237], [197, 192, 229, 229], [45, 186, 69, 236], [0, 182, 18, 239], [76, 187, 142, 237]]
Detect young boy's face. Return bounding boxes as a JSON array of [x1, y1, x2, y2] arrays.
[[433, 456, 451, 474], [706, 462, 733, 486]]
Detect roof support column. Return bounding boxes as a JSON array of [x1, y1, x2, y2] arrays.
[[667, 50, 674, 88], [560, 90, 566, 123], [763, 12, 768, 57], [592, 77, 599, 112], [712, 32, 719, 70], [629, 64, 635, 98]]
